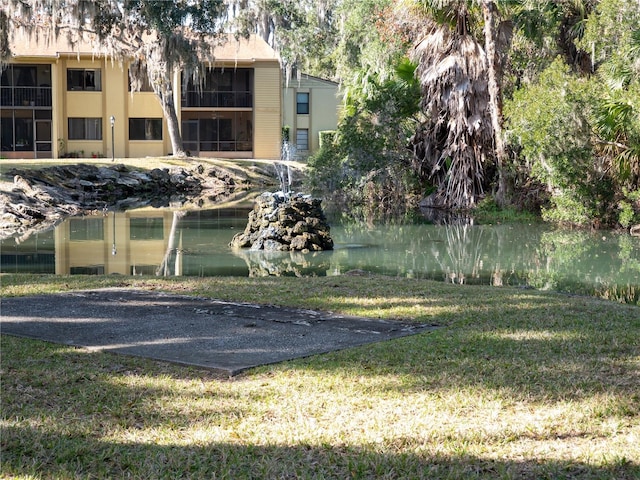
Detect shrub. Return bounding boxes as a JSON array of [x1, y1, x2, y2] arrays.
[[618, 189, 640, 228], [505, 58, 618, 226]]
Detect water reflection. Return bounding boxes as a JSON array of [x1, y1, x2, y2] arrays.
[[1, 206, 639, 304], [232, 249, 330, 277]]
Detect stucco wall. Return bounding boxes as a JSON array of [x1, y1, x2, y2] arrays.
[[253, 64, 282, 160], [282, 75, 341, 155]]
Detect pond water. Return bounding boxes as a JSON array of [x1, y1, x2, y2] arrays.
[[2, 202, 639, 304]]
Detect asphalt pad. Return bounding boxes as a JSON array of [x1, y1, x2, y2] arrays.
[[1, 289, 433, 375]]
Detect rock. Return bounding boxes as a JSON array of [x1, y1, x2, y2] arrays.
[[97, 167, 120, 179], [13, 175, 35, 194], [129, 171, 151, 182], [116, 176, 141, 187], [150, 168, 171, 181], [230, 192, 333, 251], [0, 162, 252, 241]]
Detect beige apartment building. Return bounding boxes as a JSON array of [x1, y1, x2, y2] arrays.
[[2, 32, 282, 160]]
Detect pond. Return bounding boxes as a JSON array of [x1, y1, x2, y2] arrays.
[[1, 202, 639, 305]]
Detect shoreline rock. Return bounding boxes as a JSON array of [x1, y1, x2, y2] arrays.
[[0, 163, 255, 241]]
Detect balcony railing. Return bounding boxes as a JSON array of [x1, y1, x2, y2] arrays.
[[181, 90, 252, 108], [183, 141, 252, 153], [0, 86, 52, 107]]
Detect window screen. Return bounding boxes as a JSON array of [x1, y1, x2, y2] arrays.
[[129, 118, 162, 140], [68, 118, 102, 140], [296, 128, 309, 151], [296, 92, 309, 114]]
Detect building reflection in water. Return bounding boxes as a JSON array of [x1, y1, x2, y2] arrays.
[[0, 207, 253, 277], [53, 209, 176, 275]]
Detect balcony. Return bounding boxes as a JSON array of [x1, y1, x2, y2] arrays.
[[1, 86, 52, 107], [181, 90, 252, 108]]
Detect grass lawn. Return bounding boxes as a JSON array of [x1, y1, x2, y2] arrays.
[[1, 274, 639, 479]]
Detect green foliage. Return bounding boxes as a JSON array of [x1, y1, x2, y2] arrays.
[[505, 58, 605, 225], [541, 192, 592, 225], [308, 61, 420, 176], [618, 189, 640, 228], [307, 5, 422, 220], [120, 0, 224, 35], [618, 200, 636, 229], [579, 0, 640, 194], [472, 197, 539, 224], [332, 0, 402, 83], [229, 0, 339, 81], [578, 0, 640, 65], [593, 95, 640, 183], [282, 125, 290, 143], [306, 131, 342, 194], [506, 58, 590, 179], [317, 130, 335, 149]]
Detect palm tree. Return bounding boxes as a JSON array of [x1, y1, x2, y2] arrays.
[[591, 21, 640, 188], [410, 0, 504, 210]]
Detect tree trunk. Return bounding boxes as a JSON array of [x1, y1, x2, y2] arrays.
[[481, 0, 510, 207], [148, 58, 186, 158], [157, 90, 186, 158], [156, 211, 185, 276]]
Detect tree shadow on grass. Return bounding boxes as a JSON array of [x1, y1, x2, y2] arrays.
[[2, 423, 638, 480], [281, 292, 640, 404], [2, 283, 638, 405], [2, 332, 639, 479]]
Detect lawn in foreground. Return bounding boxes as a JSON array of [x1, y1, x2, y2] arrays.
[[1, 274, 639, 479]]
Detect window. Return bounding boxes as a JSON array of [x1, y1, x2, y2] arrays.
[[296, 92, 309, 114], [68, 118, 102, 140], [1, 65, 52, 107], [130, 217, 164, 240], [8, 109, 33, 151], [130, 265, 159, 275], [1, 109, 52, 153], [0, 109, 14, 151], [181, 111, 253, 153], [296, 128, 309, 151], [70, 266, 105, 275], [67, 69, 101, 91], [69, 218, 104, 241], [129, 118, 162, 140]]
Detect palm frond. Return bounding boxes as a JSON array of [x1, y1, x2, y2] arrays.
[[631, 29, 640, 53], [411, 26, 491, 209], [395, 56, 418, 83], [594, 100, 634, 138]]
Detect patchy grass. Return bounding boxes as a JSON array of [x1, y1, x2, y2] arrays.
[[1, 274, 639, 479]]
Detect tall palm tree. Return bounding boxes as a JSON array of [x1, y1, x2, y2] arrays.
[[410, 0, 507, 210]]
